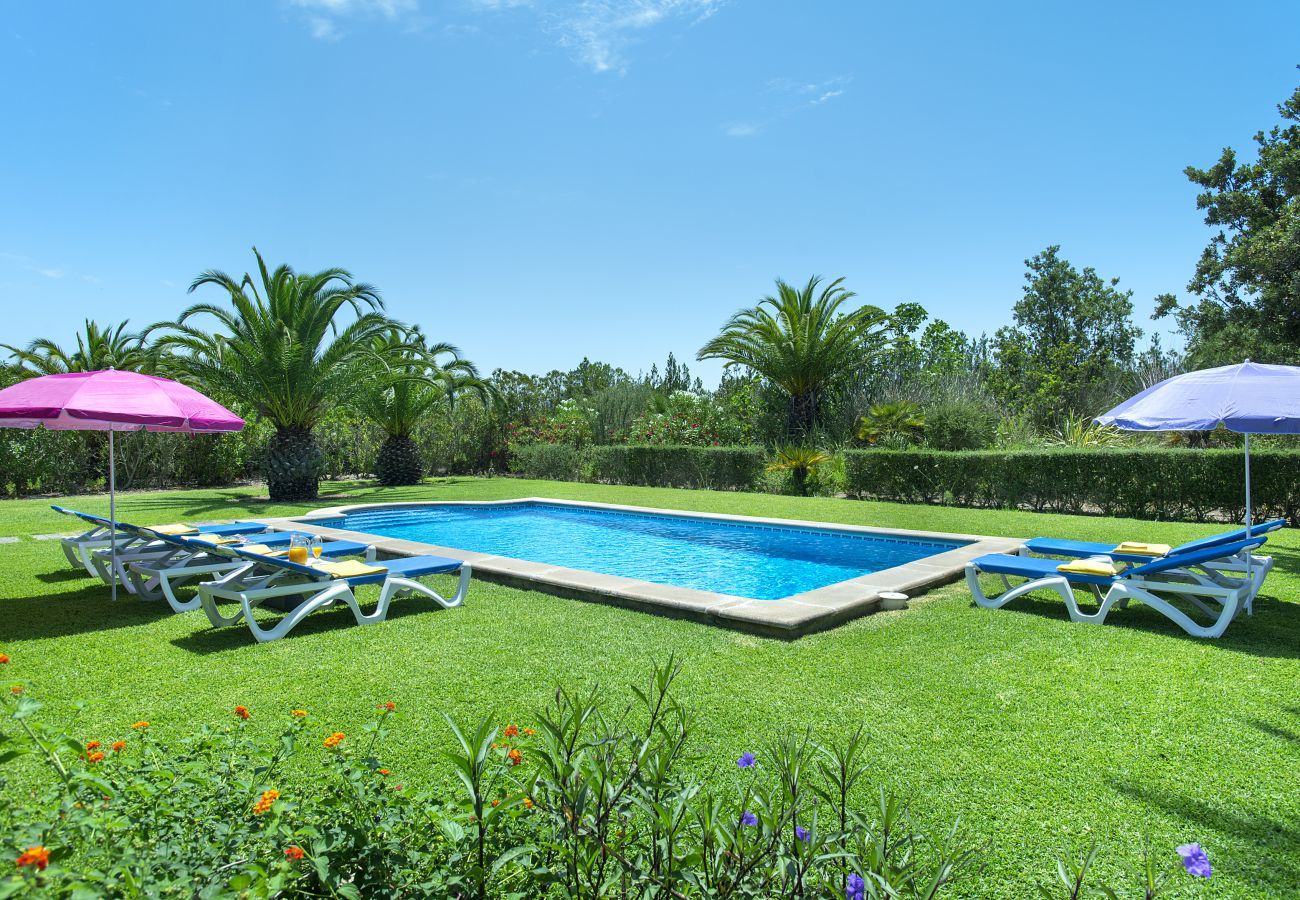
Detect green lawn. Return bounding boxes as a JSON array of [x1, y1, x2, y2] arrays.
[[2, 478, 1297, 898]]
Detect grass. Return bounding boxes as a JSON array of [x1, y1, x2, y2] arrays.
[[2, 477, 1298, 898]]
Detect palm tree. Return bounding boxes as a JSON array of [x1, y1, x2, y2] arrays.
[[767, 445, 832, 496], [355, 330, 494, 486], [697, 276, 888, 438], [857, 400, 926, 446], [150, 248, 400, 501], [2, 319, 151, 375]]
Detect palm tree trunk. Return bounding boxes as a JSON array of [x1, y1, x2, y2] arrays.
[[786, 391, 818, 440], [376, 434, 424, 486], [267, 426, 322, 501]]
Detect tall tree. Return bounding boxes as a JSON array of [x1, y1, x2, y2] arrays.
[[1156, 73, 1300, 365], [356, 330, 492, 486], [697, 276, 889, 439], [3, 319, 151, 376], [991, 246, 1142, 424], [150, 248, 399, 501]]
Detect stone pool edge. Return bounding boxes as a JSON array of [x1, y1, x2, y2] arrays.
[[260, 498, 1025, 639]]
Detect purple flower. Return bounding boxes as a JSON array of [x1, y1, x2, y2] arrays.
[[740, 811, 758, 827], [1177, 843, 1212, 879], [737, 751, 756, 769], [846, 873, 865, 900], [795, 825, 810, 842]]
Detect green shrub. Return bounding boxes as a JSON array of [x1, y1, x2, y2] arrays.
[[588, 445, 766, 491], [922, 399, 999, 450], [842, 448, 1300, 522], [507, 442, 586, 481], [0, 428, 93, 497]]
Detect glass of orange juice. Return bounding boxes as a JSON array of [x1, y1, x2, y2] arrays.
[[310, 535, 323, 560], [288, 534, 309, 565]]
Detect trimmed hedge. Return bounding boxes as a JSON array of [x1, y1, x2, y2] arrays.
[[589, 445, 766, 491], [843, 449, 1300, 523], [508, 444, 766, 491], [506, 443, 586, 482]]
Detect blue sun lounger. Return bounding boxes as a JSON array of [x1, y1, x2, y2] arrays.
[[196, 547, 470, 642], [52, 504, 269, 576], [966, 537, 1266, 638], [1023, 519, 1284, 607], [119, 529, 375, 613], [85, 520, 289, 592]]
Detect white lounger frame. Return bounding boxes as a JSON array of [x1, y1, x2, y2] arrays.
[[1016, 546, 1272, 614], [966, 565, 1249, 639], [197, 561, 471, 643], [62, 524, 146, 577], [124, 543, 377, 613]]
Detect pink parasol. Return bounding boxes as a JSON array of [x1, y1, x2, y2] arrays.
[[0, 370, 245, 598]]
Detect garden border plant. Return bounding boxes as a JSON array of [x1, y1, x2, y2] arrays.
[[0, 654, 1218, 899]]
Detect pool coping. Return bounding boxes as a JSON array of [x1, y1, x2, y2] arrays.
[[262, 498, 1024, 639]]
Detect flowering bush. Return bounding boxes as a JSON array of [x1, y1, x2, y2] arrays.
[[507, 399, 595, 450], [614, 391, 749, 447], [0, 654, 1212, 898]]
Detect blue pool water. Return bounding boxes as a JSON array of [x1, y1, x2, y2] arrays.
[[333, 502, 967, 601]]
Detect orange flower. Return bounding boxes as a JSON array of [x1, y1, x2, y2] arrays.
[[111, 741, 126, 753], [86, 751, 105, 764], [324, 732, 345, 749], [503, 724, 519, 738], [9, 685, 23, 696], [291, 709, 308, 718], [377, 768, 390, 776], [131, 721, 149, 730], [524, 727, 536, 737], [234, 706, 250, 720], [377, 702, 395, 711], [507, 748, 522, 766], [0, 653, 9, 665], [491, 799, 501, 807], [284, 846, 305, 861], [491, 742, 500, 749], [85, 741, 101, 751], [15, 846, 49, 870], [523, 797, 534, 809], [253, 789, 280, 815]]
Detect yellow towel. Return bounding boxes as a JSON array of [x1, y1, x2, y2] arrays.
[[1112, 541, 1171, 557], [239, 545, 288, 557], [1057, 558, 1118, 577], [312, 559, 389, 578], [192, 533, 239, 545], [149, 523, 197, 535]]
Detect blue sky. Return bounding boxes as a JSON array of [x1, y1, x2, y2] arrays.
[[2, 1, 1298, 385]]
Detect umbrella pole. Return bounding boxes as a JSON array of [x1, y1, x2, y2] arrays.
[[109, 429, 117, 602], [1244, 432, 1253, 537], [1244, 432, 1253, 611]]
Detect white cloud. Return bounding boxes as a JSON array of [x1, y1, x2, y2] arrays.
[[720, 75, 851, 140], [555, 0, 723, 73], [464, 0, 722, 73], [289, 0, 419, 40], [290, 0, 417, 16], [37, 268, 64, 279], [307, 15, 343, 40]]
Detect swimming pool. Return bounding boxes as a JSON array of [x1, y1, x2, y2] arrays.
[[287, 499, 1020, 636], [330, 501, 969, 601]]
